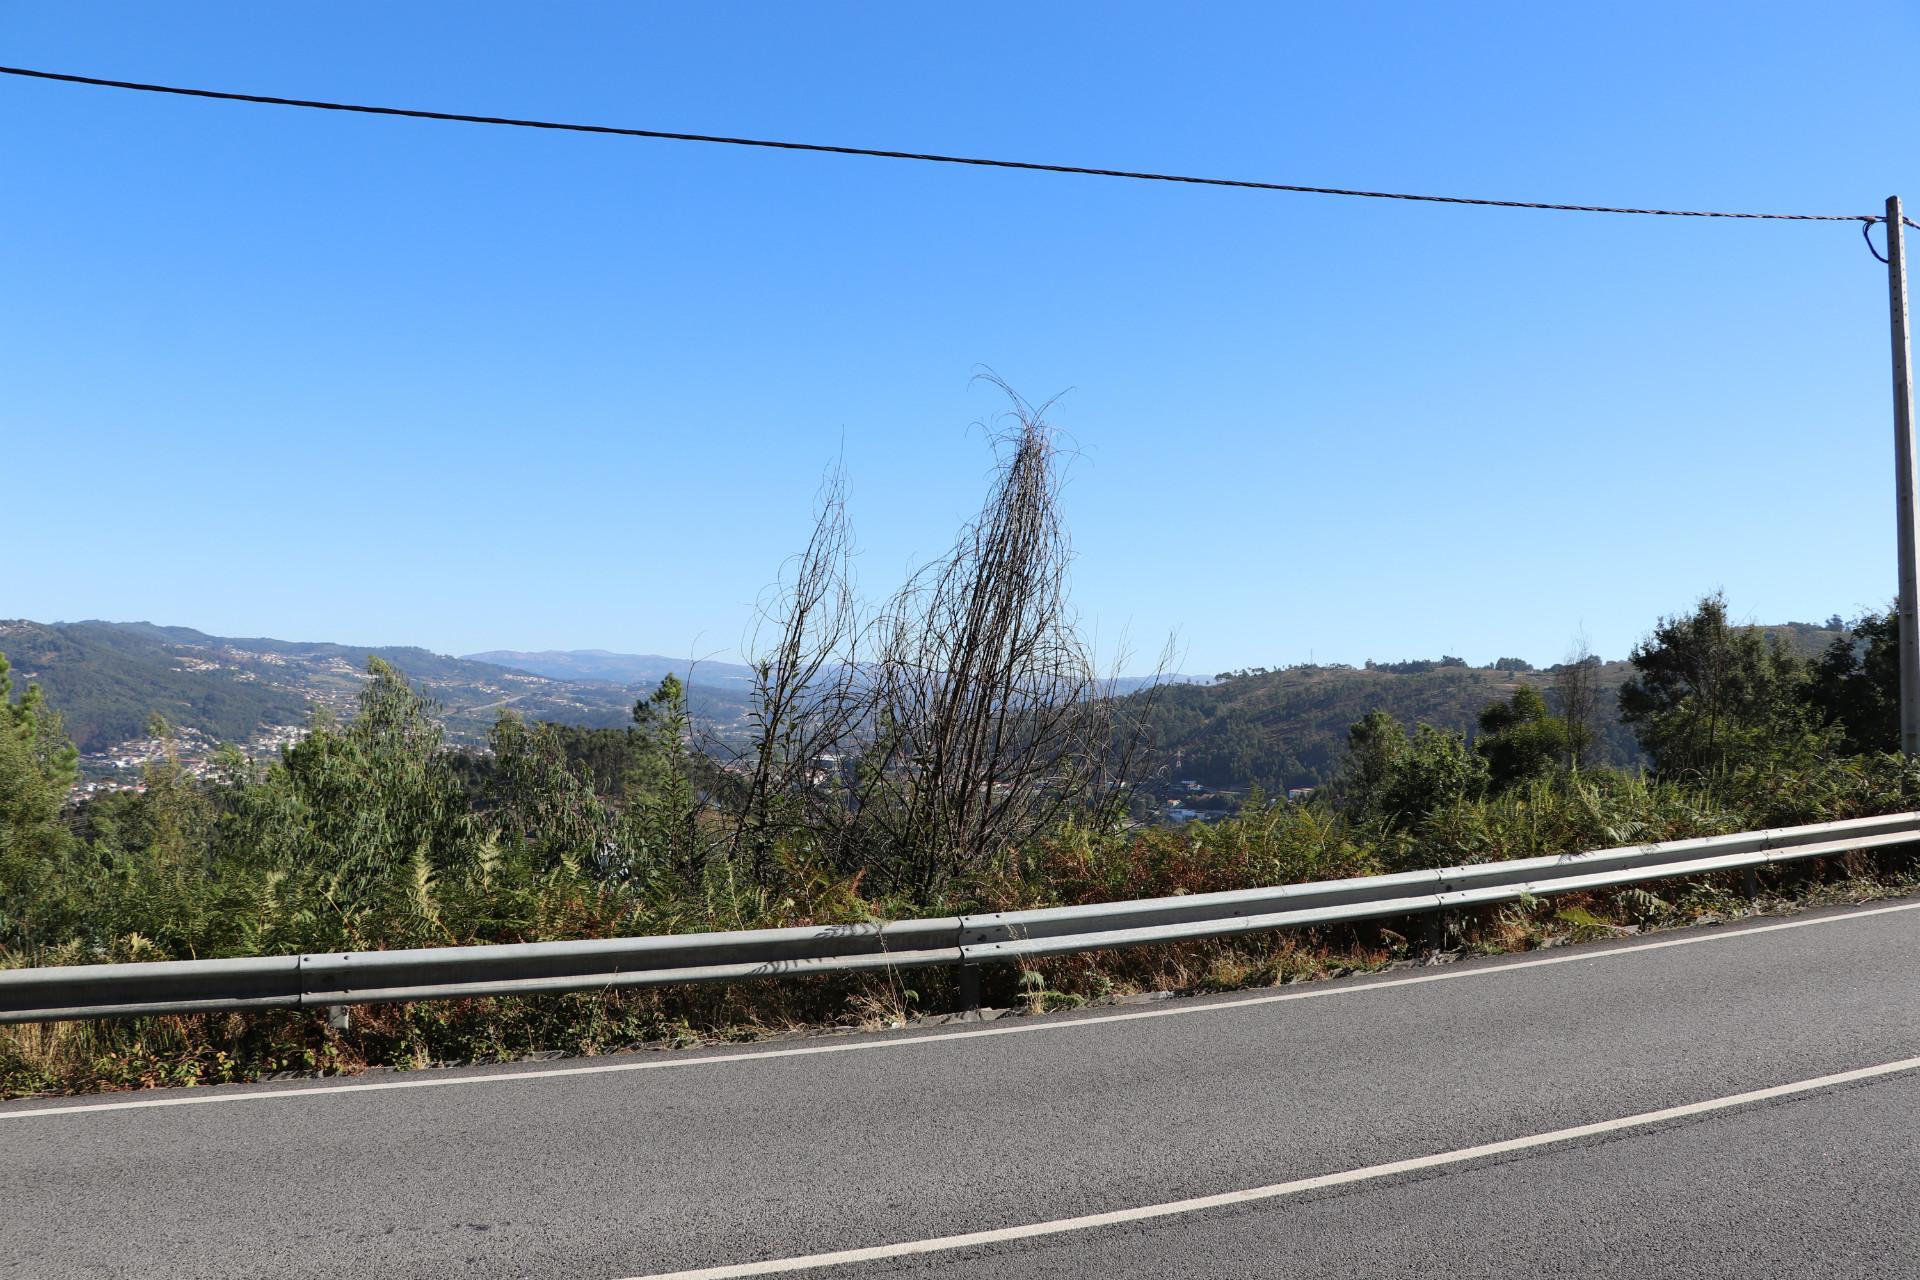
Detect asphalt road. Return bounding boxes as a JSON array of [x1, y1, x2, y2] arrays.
[[6, 897, 1920, 1279]]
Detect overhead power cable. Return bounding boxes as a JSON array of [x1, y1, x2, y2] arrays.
[[3, 64, 1910, 229]]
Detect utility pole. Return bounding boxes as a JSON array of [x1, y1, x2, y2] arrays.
[[1887, 197, 1920, 756]]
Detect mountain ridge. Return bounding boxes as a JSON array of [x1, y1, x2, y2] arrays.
[[462, 649, 757, 688], [0, 621, 698, 760], [2, 618, 1848, 792]]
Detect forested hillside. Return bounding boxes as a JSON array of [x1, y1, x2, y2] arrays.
[[0, 621, 310, 753], [9, 612, 1850, 789], [1125, 619, 1845, 792], [0, 620, 659, 755], [1126, 662, 1634, 789]]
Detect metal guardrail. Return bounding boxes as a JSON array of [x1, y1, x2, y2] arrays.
[[3, 812, 1916, 1024]]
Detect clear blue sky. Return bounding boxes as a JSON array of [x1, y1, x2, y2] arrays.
[[6, 3, 1917, 674]]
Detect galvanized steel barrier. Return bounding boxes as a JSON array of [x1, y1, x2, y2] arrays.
[[4, 812, 1916, 1023]]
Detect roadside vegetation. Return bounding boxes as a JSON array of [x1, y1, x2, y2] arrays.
[[5, 395, 1919, 1097]]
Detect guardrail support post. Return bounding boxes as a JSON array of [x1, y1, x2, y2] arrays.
[[326, 1004, 350, 1032], [956, 962, 980, 1014], [1741, 866, 1760, 902]]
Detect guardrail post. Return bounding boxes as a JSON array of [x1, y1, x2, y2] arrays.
[[956, 962, 980, 1014], [1741, 866, 1760, 902], [326, 1004, 350, 1032]]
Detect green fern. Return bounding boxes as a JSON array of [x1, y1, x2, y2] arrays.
[[1617, 887, 1670, 921], [1555, 905, 1626, 941]]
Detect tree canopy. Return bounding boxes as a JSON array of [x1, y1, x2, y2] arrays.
[[1618, 593, 1828, 775]]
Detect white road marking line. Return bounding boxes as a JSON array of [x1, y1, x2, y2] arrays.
[[6, 898, 1918, 1121], [617, 1054, 1920, 1279]]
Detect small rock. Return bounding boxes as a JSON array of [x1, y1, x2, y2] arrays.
[[916, 1008, 1007, 1026]]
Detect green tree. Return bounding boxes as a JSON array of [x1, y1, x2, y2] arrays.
[[101, 715, 224, 954], [0, 651, 81, 951], [0, 650, 77, 841], [1334, 710, 1408, 818], [1334, 710, 1488, 831], [229, 658, 480, 946], [1619, 593, 1827, 775], [1804, 609, 1899, 755], [139, 716, 214, 868], [624, 675, 702, 876], [486, 711, 617, 871], [1475, 686, 1570, 790]]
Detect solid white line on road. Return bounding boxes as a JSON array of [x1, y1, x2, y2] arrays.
[[6, 898, 1918, 1122], [619, 1054, 1920, 1279]]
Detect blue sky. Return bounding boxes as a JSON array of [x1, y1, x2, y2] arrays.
[[5, 3, 1917, 674]]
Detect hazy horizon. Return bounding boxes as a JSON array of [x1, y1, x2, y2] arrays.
[[16, 608, 1860, 678]]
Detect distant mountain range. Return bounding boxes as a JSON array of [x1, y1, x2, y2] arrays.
[[0, 621, 753, 761], [0, 622, 1190, 771], [467, 649, 1193, 697], [463, 649, 756, 690], [0, 618, 1847, 793]]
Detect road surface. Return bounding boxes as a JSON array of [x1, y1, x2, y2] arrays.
[[6, 897, 1919, 1278]]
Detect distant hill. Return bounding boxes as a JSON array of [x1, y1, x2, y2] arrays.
[[463, 649, 757, 691], [0, 621, 752, 759], [4, 617, 1846, 791], [1124, 660, 1642, 793], [1758, 621, 1849, 659], [0, 620, 313, 756], [1124, 620, 1848, 794], [468, 649, 1198, 698]]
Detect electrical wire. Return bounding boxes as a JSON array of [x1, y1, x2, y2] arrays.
[[2, 64, 1907, 230]]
